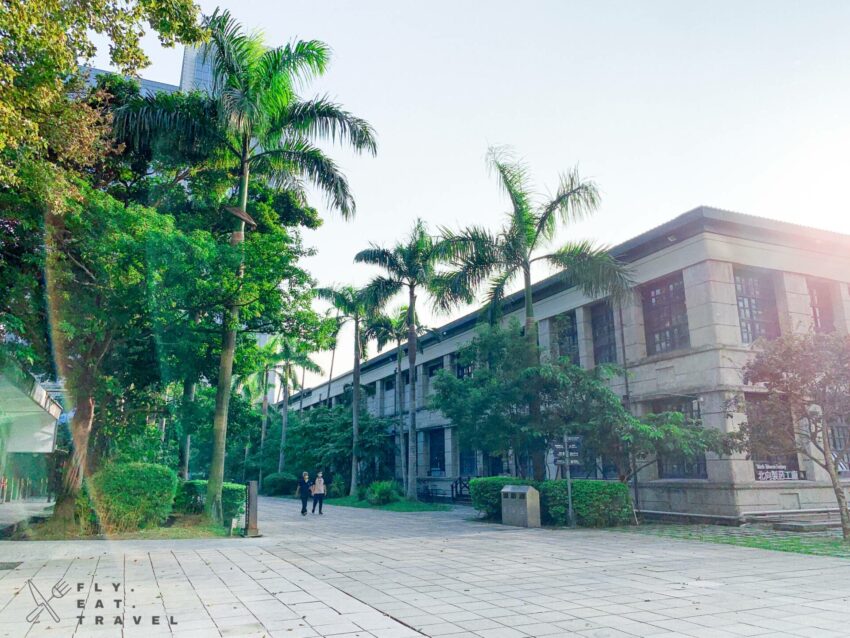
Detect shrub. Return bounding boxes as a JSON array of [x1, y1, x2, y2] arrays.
[[74, 482, 99, 535], [356, 484, 368, 501], [89, 463, 178, 532], [366, 480, 399, 505], [327, 478, 345, 498], [174, 480, 246, 524], [262, 472, 298, 496], [469, 476, 539, 519], [471, 477, 633, 527]]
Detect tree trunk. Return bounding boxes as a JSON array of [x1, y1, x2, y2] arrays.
[[258, 371, 269, 490], [821, 427, 850, 542], [523, 265, 546, 480], [53, 394, 95, 524], [181, 378, 195, 480], [299, 367, 306, 413], [406, 288, 418, 500], [207, 150, 249, 523], [278, 381, 289, 473], [350, 318, 361, 496], [325, 312, 339, 406], [396, 345, 406, 493]]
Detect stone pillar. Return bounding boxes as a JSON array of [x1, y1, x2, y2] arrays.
[[776, 272, 814, 335], [575, 306, 594, 368], [833, 281, 850, 334], [538, 317, 553, 362], [682, 261, 740, 348], [617, 292, 645, 364], [417, 430, 427, 478], [445, 427, 456, 478]]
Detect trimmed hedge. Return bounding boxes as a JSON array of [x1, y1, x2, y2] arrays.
[[470, 477, 633, 527], [540, 480, 632, 527], [89, 463, 178, 532], [469, 477, 538, 519], [174, 480, 246, 523], [366, 480, 399, 505], [262, 472, 298, 496]]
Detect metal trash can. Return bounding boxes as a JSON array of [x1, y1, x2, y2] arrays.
[[500, 485, 541, 528]]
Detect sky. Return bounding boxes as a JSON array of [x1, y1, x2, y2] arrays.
[[91, 1, 850, 387]]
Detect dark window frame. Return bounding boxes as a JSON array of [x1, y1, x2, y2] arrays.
[[553, 310, 580, 365], [734, 267, 780, 344], [807, 278, 835, 334], [591, 302, 617, 365], [642, 272, 691, 355], [653, 397, 708, 479], [428, 428, 446, 476]]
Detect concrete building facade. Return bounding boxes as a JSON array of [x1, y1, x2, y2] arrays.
[[289, 207, 850, 519]]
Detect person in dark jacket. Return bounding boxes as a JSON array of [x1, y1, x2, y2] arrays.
[[297, 472, 313, 516]]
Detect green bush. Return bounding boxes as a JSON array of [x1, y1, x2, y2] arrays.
[[356, 484, 368, 501], [471, 477, 633, 527], [174, 480, 246, 523], [366, 480, 399, 505], [89, 463, 178, 532], [327, 478, 345, 498], [469, 476, 539, 519], [74, 482, 99, 534], [540, 479, 632, 527], [262, 472, 298, 496]]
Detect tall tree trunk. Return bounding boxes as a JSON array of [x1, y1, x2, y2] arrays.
[[299, 367, 306, 414], [822, 426, 850, 542], [325, 314, 339, 406], [406, 287, 418, 500], [350, 318, 361, 496], [523, 265, 546, 480], [207, 148, 249, 523], [396, 345, 406, 493], [278, 378, 289, 473], [53, 394, 95, 524], [258, 371, 269, 490], [181, 378, 195, 480]]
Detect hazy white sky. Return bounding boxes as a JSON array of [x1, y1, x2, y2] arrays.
[[92, 1, 850, 386]]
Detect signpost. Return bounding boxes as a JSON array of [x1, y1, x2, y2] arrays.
[[554, 435, 583, 528]]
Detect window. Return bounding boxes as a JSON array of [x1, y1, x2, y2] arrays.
[[591, 302, 617, 365], [454, 354, 474, 379], [808, 279, 835, 333], [734, 268, 779, 344], [428, 428, 446, 476], [384, 376, 394, 391], [829, 419, 850, 478], [642, 272, 690, 355], [553, 310, 580, 365], [459, 449, 477, 476], [653, 397, 707, 479], [426, 360, 443, 377], [745, 394, 803, 480]]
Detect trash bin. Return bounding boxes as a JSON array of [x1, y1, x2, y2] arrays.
[[500, 485, 541, 528]]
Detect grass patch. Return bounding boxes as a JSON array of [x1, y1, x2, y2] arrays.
[[620, 523, 850, 559], [325, 495, 452, 512], [14, 514, 232, 541]]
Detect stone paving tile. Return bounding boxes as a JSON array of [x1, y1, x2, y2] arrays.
[[2, 499, 850, 637]]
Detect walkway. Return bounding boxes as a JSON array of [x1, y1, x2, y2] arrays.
[[0, 497, 848, 637]]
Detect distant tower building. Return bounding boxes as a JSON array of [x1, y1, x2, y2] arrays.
[[179, 46, 214, 93]]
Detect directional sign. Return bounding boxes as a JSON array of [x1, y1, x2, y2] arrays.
[[566, 435, 583, 466]]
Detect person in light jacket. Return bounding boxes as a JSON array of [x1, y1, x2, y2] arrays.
[[311, 472, 326, 515], [297, 472, 313, 516]]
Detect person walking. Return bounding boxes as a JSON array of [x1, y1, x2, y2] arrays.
[[311, 472, 326, 515], [297, 472, 313, 516]]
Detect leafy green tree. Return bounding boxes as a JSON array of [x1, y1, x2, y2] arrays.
[[316, 286, 375, 495], [116, 9, 376, 522], [733, 332, 850, 542], [0, 0, 203, 184], [355, 220, 451, 498], [438, 146, 631, 354]]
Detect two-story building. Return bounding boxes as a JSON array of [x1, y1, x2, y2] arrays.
[[287, 207, 850, 519]]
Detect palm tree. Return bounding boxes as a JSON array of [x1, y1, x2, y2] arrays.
[[355, 220, 451, 499], [274, 338, 321, 474], [115, 10, 376, 522], [365, 306, 431, 494], [437, 146, 632, 358], [316, 285, 373, 496]]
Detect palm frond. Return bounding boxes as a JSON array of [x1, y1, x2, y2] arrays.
[[276, 96, 377, 155], [203, 9, 253, 98], [354, 245, 404, 277], [363, 276, 403, 311], [538, 240, 634, 302], [535, 166, 600, 242], [486, 145, 534, 227], [250, 140, 356, 218]]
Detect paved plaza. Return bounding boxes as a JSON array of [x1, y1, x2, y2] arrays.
[[0, 499, 849, 637]]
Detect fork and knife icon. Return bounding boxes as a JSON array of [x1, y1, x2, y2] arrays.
[[25, 579, 70, 623]]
